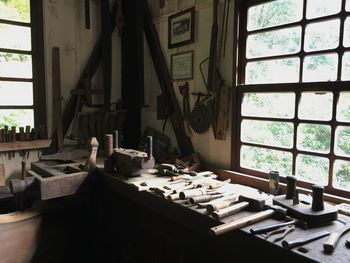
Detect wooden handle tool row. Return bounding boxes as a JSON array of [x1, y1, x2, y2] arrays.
[[210, 209, 275, 236]]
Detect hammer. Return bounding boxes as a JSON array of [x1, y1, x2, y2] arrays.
[[210, 194, 266, 218], [209, 195, 287, 236]]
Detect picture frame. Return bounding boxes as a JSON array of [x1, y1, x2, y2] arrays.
[[171, 51, 194, 81], [168, 7, 195, 49]]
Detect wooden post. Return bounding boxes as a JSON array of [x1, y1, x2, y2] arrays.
[[52, 47, 63, 152]]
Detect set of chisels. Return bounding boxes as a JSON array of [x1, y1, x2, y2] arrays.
[[145, 171, 350, 255]]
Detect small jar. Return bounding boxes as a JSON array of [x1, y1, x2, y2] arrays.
[[269, 170, 280, 195]]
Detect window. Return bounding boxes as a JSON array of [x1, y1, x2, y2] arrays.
[[0, 0, 45, 133], [235, 0, 350, 198]]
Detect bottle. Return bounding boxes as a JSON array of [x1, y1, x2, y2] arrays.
[[269, 170, 280, 195]]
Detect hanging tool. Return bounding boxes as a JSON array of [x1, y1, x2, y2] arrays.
[[189, 92, 211, 134], [179, 82, 193, 136]]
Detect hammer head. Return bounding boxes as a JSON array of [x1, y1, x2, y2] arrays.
[[268, 205, 288, 219], [238, 194, 266, 211]]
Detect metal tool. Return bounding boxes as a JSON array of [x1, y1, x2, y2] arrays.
[[250, 217, 307, 235], [262, 225, 295, 243], [282, 230, 330, 250]]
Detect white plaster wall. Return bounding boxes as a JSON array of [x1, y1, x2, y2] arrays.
[[3, 0, 122, 181], [143, 0, 234, 169]]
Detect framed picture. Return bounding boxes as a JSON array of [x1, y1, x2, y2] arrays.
[[171, 51, 193, 81], [168, 7, 195, 48]]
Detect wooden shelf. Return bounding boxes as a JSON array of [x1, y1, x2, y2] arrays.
[[0, 139, 52, 153]]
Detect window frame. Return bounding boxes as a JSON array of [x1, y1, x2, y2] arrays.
[[232, 0, 350, 199], [0, 0, 46, 129]]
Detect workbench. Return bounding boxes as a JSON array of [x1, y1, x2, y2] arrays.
[[93, 170, 350, 263]]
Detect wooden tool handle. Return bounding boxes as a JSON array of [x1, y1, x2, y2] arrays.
[[180, 188, 206, 200], [323, 224, 350, 253], [190, 194, 222, 205], [209, 209, 275, 236], [323, 232, 342, 253], [212, 201, 249, 220], [207, 200, 232, 213], [167, 193, 180, 201]]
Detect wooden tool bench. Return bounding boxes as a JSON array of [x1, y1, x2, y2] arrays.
[[95, 171, 350, 263]]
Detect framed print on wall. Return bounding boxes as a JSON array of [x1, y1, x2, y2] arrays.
[[168, 7, 195, 49], [171, 51, 194, 81]]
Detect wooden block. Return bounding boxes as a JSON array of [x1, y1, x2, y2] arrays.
[[113, 148, 147, 176]]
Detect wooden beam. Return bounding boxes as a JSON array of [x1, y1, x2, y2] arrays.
[[52, 47, 63, 152], [46, 2, 118, 154], [142, 0, 194, 155]]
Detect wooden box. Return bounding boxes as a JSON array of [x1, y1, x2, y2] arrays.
[[30, 161, 88, 200]]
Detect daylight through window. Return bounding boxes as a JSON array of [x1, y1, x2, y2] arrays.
[[236, 0, 350, 198]]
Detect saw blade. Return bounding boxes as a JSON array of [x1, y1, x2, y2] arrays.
[[189, 104, 211, 134]]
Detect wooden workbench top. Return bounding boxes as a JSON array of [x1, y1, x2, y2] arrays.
[[98, 171, 350, 263]]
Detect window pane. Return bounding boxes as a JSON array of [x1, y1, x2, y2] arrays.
[[240, 145, 292, 176], [298, 92, 333, 121], [247, 0, 303, 31], [347, 0, 350, 11], [241, 120, 294, 148], [0, 23, 31, 51], [0, 109, 34, 129], [342, 52, 350, 80], [246, 27, 301, 59], [334, 160, 350, 191], [0, 81, 33, 105], [306, 0, 341, 19], [242, 92, 295, 119], [296, 154, 329, 185], [335, 126, 350, 157], [0, 0, 30, 23], [246, 58, 299, 84], [297, 124, 331, 153], [343, 17, 350, 47], [0, 53, 32, 78], [303, 53, 338, 82], [304, 19, 340, 52], [337, 92, 350, 122]]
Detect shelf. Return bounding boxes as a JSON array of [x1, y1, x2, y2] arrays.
[[0, 139, 52, 153]]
